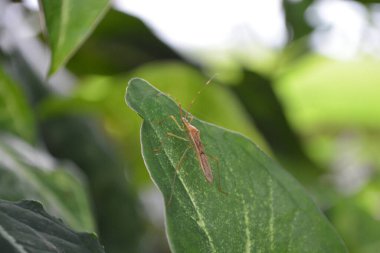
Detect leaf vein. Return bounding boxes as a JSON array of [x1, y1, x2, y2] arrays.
[[150, 122, 217, 253], [0, 225, 28, 253], [56, 1, 69, 51], [268, 177, 274, 252]]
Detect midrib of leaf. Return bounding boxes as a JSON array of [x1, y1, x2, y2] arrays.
[[148, 122, 217, 253], [55, 1, 70, 54], [0, 225, 28, 253], [43, 0, 111, 75]]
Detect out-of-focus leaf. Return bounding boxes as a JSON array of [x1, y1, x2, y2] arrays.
[[40, 116, 144, 253], [0, 133, 95, 232], [0, 68, 35, 143], [67, 9, 183, 75], [0, 200, 104, 253], [231, 69, 322, 186], [39, 0, 110, 75], [353, 0, 380, 3], [126, 78, 347, 253], [3, 45, 145, 253], [329, 180, 380, 253], [275, 56, 380, 170], [283, 0, 314, 42], [276, 56, 380, 130]]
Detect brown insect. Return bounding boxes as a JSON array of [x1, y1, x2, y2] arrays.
[[166, 104, 229, 206], [168, 103, 213, 183], [163, 76, 226, 204]]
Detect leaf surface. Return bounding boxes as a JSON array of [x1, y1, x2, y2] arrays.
[[0, 200, 104, 253], [126, 78, 348, 253]]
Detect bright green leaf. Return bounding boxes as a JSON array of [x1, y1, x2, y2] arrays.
[[39, 0, 110, 75], [0, 133, 95, 232], [0, 200, 104, 253], [126, 78, 348, 253], [0, 68, 35, 143], [276, 56, 380, 130]]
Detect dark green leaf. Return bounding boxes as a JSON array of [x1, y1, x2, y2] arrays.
[[0, 200, 104, 253], [283, 0, 313, 42], [67, 9, 182, 75], [0, 133, 95, 232], [39, 0, 110, 75], [231, 69, 322, 185], [3, 45, 144, 253], [126, 78, 348, 252], [40, 116, 144, 253]]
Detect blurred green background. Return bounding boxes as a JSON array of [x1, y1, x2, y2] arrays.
[[1, 0, 380, 252]]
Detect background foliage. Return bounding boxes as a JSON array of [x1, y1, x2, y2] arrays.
[[0, 0, 379, 252]]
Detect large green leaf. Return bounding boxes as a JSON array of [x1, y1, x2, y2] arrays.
[[0, 200, 104, 253], [39, 0, 110, 75], [0, 133, 95, 232], [126, 78, 347, 252]]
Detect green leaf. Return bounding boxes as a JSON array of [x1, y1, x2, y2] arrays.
[[0, 133, 95, 232], [283, 0, 313, 42], [277, 56, 380, 129], [0, 200, 104, 253], [126, 78, 348, 252], [0, 68, 35, 143], [232, 69, 322, 186], [39, 0, 110, 75]]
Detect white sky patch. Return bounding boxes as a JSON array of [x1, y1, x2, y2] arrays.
[[308, 0, 377, 59], [22, 0, 380, 62], [23, 0, 39, 10], [114, 0, 287, 51]]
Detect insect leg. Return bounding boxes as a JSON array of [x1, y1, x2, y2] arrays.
[[166, 132, 188, 142], [169, 115, 184, 131], [208, 154, 228, 196], [168, 145, 192, 206]]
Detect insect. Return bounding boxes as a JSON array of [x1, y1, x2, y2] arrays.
[[168, 103, 213, 183], [164, 76, 226, 204]]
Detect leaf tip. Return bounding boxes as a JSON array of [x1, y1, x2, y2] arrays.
[[47, 57, 60, 78], [125, 77, 157, 115]]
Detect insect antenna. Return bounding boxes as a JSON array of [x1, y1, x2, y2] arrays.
[[186, 73, 218, 115]]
